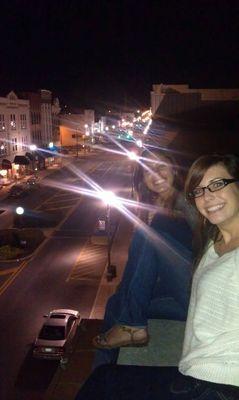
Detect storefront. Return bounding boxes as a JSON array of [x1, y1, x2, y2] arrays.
[[0, 159, 12, 184], [13, 155, 30, 178]]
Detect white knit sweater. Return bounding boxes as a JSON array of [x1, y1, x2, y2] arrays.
[[179, 243, 239, 386]]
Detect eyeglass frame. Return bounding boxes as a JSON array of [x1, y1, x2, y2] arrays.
[[188, 178, 239, 199]]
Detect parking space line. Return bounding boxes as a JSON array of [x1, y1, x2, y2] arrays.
[[0, 162, 104, 295], [66, 239, 90, 282], [0, 261, 28, 296], [42, 205, 75, 211]]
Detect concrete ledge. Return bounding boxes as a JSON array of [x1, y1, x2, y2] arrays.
[[118, 319, 185, 367]]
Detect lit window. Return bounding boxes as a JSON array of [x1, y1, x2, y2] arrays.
[[0, 143, 6, 155], [0, 115, 5, 131], [10, 114, 16, 129]]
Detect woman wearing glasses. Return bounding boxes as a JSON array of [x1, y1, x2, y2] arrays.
[[175, 153, 239, 399], [76, 154, 239, 400], [92, 148, 196, 364]]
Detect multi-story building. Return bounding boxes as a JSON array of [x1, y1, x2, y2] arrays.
[[22, 89, 61, 149], [21, 91, 42, 148], [52, 98, 61, 146], [59, 110, 95, 149], [20, 90, 61, 169], [40, 89, 53, 148], [150, 83, 239, 158], [0, 91, 31, 180], [151, 83, 239, 116]]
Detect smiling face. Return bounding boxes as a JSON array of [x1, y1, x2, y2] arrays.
[[143, 155, 175, 198], [194, 163, 239, 228]]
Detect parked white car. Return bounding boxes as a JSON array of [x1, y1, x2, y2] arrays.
[[33, 309, 80, 360]]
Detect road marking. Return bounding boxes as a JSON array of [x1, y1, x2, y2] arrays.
[[66, 239, 90, 282], [34, 162, 101, 210], [0, 267, 18, 276], [0, 161, 105, 295], [0, 261, 28, 296], [42, 205, 76, 211]]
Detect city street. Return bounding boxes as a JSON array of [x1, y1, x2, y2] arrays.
[[0, 151, 133, 399]]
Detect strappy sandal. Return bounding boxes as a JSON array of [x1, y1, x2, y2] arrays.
[[92, 325, 149, 349]]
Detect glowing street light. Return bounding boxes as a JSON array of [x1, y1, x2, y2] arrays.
[[99, 190, 118, 206], [143, 118, 152, 135], [128, 151, 139, 161], [16, 206, 24, 215], [136, 139, 143, 148], [15, 206, 25, 229], [29, 144, 37, 174], [48, 142, 54, 149]]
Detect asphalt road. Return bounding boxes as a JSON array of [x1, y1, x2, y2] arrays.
[[0, 152, 132, 400]]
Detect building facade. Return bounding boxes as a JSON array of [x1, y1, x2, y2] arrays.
[[151, 83, 239, 116], [40, 89, 53, 148], [0, 91, 31, 180], [52, 97, 61, 146], [59, 110, 95, 148]]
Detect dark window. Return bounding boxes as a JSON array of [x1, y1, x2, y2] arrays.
[[20, 114, 27, 129]]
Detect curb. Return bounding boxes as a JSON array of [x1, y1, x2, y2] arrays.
[[0, 253, 33, 263]]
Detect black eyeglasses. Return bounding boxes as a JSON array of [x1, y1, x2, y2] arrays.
[[188, 178, 239, 199]]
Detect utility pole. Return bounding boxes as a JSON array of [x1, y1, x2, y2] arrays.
[[76, 129, 79, 157]]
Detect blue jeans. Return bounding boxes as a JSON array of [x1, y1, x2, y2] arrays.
[[93, 215, 193, 368], [76, 366, 238, 400]]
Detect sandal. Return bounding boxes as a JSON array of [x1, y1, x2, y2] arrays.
[[92, 325, 149, 349]]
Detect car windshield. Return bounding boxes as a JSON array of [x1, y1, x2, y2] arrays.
[[39, 325, 65, 340]]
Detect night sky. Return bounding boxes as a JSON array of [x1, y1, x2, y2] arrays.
[[1, 1, 239, 113]]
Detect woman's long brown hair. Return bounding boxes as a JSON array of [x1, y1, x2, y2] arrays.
[[133, 148, 184, 223]]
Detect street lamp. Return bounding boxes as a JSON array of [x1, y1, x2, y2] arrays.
[[127, 151, 139, 198], [29, 144, 37, 175], [100, 191, 117, 281], [15, 206, 25, 229], [15, 207, 27, 248]]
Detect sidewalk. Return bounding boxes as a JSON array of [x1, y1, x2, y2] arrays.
[[44, 214, 186, 400], [45, 216, 134, 400]]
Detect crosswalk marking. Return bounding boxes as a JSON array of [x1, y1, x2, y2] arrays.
[[66, 242, 107, 282]]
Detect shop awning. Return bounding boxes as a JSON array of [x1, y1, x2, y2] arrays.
[[14, 156, 30, 165], [1, 159, 12, 169], [25, 152, 34, 161]]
